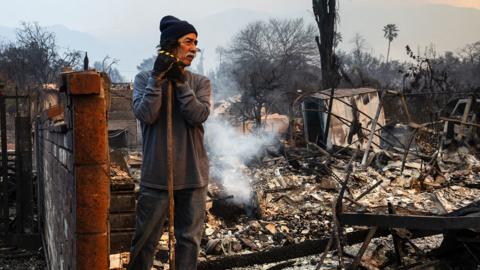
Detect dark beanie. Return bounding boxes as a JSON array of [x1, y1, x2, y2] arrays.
[[160, 15, 197, 42]]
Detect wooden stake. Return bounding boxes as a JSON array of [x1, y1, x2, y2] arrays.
[[167, 80, 176, 270]]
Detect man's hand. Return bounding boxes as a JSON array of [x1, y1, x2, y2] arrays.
[[151, 50, 177, 77], [166, 61, 187, 83]]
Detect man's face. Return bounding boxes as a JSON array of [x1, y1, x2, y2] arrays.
[[174, 33, 198, 67]]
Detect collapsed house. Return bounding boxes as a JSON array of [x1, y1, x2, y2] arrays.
[[302, 88, 385, 150], [108, 88, 480, 269]]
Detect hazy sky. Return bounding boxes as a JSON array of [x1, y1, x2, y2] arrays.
[[2, 0, 479, 34], [1, 0, 479, 80], [2, 0, 309, 33]]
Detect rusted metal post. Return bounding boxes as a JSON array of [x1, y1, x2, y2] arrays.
[[361, 89, 384, 168], [0, 93, 7, 238], [323, 87, 335, 147], [167, 80, 176, 270], [388, 202, 403, 266], [15, 114, 34, 234], [66, 71, 109, 269]]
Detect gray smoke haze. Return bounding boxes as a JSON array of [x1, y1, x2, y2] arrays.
[[205, 116, 276, 204]]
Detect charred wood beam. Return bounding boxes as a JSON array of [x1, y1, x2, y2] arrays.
[[400, 129, 418, 174], [388, 203, 404, 266], [396, 260, 443, 270], [314, 230, 335, 269], [344, 196, 366, 209], [198, 229, 392, 270], [263, 186, 298, 194], [462, 242, 480, 264], [266, 261, 295, 270], [199, 229, 440, 270], [346, 179, 383, 208], [439, 117, 480, 128], [351, 226, 378, 270], [445, 200, 480, 216], [408, 122, 442, 135], [339, 213, 480, 230]]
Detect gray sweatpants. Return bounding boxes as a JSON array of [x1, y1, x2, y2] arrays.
[[127, 185, 207, 270]]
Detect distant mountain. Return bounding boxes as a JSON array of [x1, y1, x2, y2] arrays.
[[0, 24, 109, 71], [48, 25, 108, 60]]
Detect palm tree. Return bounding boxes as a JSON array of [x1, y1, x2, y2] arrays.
[[383, 24, 399, 63]]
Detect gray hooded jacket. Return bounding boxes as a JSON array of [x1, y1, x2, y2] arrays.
[[132, 70, 211, 190]]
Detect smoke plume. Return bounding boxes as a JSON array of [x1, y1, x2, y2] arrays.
[[205, 116, 276, 204]]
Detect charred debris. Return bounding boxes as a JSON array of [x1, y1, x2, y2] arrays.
[[108, 85, 480, 270]]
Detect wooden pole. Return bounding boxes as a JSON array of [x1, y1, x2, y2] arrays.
[[167, 80, 176, 270]]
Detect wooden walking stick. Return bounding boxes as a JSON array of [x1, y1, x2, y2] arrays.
[[167, 80, 176, 270]]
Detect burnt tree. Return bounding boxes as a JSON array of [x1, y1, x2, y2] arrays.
[[313, 0, 339, 145], [313, 0, 338, 90], [224, 18, 318, 129]]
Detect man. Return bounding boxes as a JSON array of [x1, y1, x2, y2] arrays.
[[129, 15, 211, 270]]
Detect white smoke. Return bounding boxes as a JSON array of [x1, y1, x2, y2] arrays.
[[205, 116, 276, 204]]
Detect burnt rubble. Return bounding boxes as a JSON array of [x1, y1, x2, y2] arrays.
[[193, 142, 476, 269], [110, 141, 479, 269], [109, 93, 480, 270]]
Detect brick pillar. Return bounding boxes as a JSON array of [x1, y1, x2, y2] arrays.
[[64, 71, 109, 269]]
